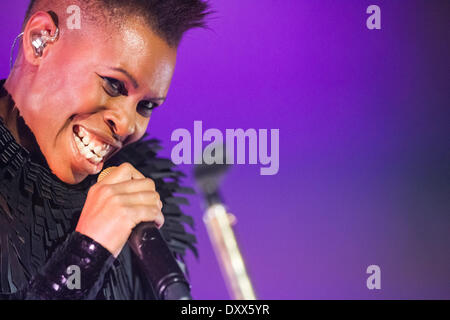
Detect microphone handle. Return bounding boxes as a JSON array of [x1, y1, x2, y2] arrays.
[[127, 222, 192, 300]]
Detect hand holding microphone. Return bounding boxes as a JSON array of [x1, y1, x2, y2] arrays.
[[75, 163, 192, 300], [75, 162, 164, 258]]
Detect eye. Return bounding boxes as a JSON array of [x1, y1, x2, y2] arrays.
[[99, 75, 128, 97], [137, 100, 158, 117]]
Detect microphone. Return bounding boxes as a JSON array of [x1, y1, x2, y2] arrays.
[[98, 167, 192, 300]]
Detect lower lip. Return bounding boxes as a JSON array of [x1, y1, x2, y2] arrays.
[[71, 128, 104, 175]]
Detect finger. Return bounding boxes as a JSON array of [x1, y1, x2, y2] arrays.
[[108, 178, 156, 194], [100, 163, 145, 185], [130, 205, 165, 229], [114, 191, 162, 209]]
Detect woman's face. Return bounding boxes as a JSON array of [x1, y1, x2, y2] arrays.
[[18, 19, 177, 184]]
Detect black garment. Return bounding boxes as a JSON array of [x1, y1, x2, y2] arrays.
[[0, 81, 197, 299]]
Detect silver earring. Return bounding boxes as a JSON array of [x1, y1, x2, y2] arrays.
[[9, 28, 60, 71], [31, 28, 60, 57]]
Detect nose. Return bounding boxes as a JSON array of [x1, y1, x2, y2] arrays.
[[104, 104, 136, 142]]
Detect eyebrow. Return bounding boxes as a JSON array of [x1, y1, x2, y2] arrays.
[[110, 67, 139, 89]]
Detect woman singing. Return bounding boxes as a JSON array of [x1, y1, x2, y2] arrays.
[[0, 0, 209, 299]]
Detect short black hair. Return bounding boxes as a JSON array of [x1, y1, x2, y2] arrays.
[[25, 0, 211, 47]]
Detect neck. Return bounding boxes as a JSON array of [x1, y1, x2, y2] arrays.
[[0, 79, 42, 157]]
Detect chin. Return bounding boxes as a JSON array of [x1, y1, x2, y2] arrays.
[[70, 172, 90, 185], [48, 165, 87, 185]]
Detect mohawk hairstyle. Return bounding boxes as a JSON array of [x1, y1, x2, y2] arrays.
[[25, 0, 211, 47]]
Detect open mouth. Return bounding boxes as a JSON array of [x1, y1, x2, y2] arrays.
[[72, 125, 115, 165]]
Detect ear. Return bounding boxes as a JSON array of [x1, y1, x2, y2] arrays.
[[22, 11, 59, 66]]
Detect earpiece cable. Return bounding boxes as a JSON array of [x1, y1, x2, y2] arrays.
[[10, 32, 24, 71]]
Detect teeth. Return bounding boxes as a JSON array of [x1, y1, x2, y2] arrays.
[[74, 135, 84, 149], [93, 145, 102, 155], [87, 141, 95, 150], [98, 149, 107, 158], [73, 127, 113, 165], [74, 133, 108, 163], [82, 136, 90, 145], [82, 147, 95, 159], [90, 144, 108, 158], [78, 128, 86, 138], [90, 154, 102, 164]]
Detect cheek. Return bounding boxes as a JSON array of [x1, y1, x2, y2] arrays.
[[17, 97, 57, 143], [21, 82, 104, 147], [46, 79, 104, 119], [131, 117, 150, 142], [38, 55, 105, 117]]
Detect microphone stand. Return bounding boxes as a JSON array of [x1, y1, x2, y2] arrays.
[[194, 152, 257, 300]]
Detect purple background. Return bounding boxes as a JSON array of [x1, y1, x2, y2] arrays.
[[1, 1, 449, 299]]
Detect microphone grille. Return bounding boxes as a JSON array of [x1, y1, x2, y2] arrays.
[[97, 166, 118, 183]]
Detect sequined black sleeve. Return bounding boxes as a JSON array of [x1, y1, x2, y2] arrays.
[[13, 232, 115, 300]]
